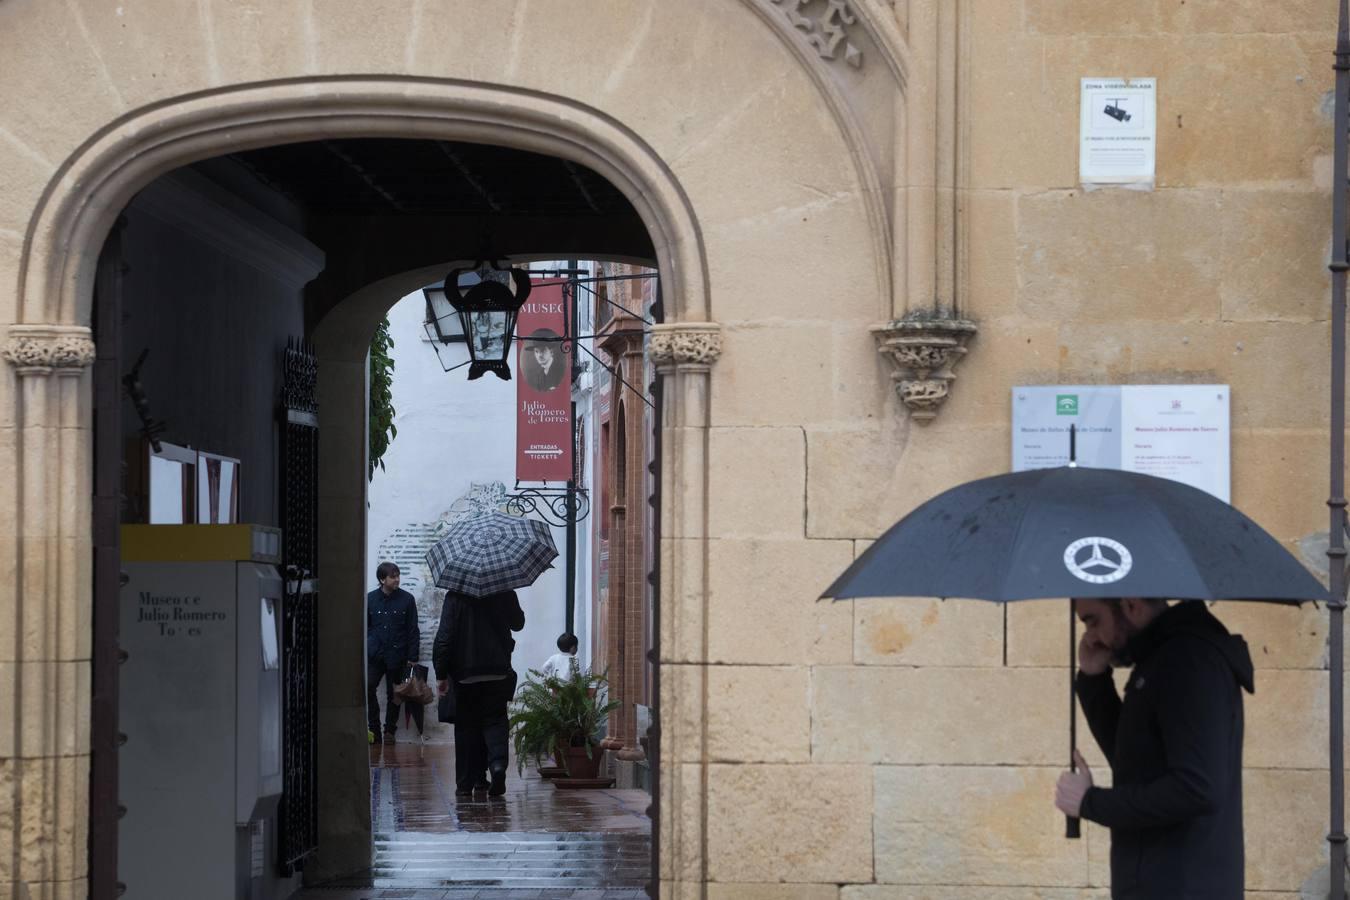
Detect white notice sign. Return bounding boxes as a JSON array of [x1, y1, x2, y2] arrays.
[[1012, 385, 1230, 502], [1080, 77, 1156, 187]]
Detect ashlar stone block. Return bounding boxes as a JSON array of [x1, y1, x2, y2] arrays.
[[812, 666, 1065, 765], [711, 324, 840, 428], [1216, 597, 1327, 671], [853, 597, 1004, 668], [707, 665, 810, 763], [963, 189, 1021, 321], [1230, 429, 1329, 551], [844, 887, 1108, 900], [0, 755, 88, 885], [709, 427, 805, 540], [709, 885, 839, 900], [1219, 192, 1329, 324], [707, 539, 854, 666], [807, 424, 1010, 542], [1025, 0, 1165, 35], [1018, 190, 1224, 325], [708, 763, 872, 884], [805, 424, 903, 540], [1243, 768, 1332, 892], [660, 663, 705, 765], [0, 660, 91, 759], [874, 765, 1089, 886]]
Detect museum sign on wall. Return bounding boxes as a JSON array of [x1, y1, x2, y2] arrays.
[[1012, 385, 1231, 502]]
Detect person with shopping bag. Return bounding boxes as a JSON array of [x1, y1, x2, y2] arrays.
[[366, 562, 420, 745]]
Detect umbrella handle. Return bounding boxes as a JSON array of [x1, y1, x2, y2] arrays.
[[1067, 597, 1082, 840]]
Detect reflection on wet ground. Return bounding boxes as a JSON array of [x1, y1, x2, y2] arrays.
[[292, 738, 651, 900]]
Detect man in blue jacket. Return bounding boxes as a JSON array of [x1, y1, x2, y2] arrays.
[[367, 562, 420, 745], [1055, 597, 1253, 899]]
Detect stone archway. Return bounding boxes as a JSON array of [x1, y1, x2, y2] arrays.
[[6, 81, 723, 895], [3, 5, 911, 897]]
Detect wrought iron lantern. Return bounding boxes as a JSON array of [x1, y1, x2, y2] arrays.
[[440, 260, 533, 380]]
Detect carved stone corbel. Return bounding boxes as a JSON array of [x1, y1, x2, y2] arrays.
[[2, 324, 97, 375], [649, 322, 723, 373], [872, 314, 977, 423]]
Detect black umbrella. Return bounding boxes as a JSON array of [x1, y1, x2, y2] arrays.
[[821, 460, 1328, 836]]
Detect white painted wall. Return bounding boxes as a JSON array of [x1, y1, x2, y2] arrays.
[[366, 278, 596, 735]]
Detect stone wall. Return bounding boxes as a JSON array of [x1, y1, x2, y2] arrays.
[[694, 3, 1341, 897]]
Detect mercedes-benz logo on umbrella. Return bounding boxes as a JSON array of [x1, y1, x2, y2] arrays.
[[1063, 536, 1133, 584]]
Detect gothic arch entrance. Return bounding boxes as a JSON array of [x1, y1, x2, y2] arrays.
[[31, 84, 719, 898], [6, 7, 904, 897]]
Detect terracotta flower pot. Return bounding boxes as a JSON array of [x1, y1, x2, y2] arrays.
[[562, 742, 603, 780]]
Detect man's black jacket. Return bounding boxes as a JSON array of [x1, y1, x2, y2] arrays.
[[1077, 602, 1254, 900], [433, 590, 525, 683], [366, 587, 419, 668]]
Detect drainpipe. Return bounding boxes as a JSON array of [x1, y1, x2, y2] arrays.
[[1327, 3, 1348, 897]]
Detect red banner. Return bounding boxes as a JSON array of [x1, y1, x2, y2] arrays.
[[516, 280, 572, 482]]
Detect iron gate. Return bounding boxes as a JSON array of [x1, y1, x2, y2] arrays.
[[278, 338, 320, 874]]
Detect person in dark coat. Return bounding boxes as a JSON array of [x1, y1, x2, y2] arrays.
[[366, 562, 420, 744], [433, 589, 525, 796], [1055, 598, 1254, 900]]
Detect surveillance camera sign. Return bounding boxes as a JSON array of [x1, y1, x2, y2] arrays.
[[1080, 78, 1156, 188]]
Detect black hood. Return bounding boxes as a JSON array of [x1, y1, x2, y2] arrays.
[[1128, 600, 1256, 694]]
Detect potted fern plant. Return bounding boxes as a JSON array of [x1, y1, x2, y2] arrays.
[[509, 666, 619, 782]]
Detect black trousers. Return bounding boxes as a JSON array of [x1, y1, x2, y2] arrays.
[[366, 658, 405, 734], [452, 677, 513, 792]]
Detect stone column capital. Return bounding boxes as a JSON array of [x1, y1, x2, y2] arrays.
[[649, 322, 723, 373], [3, 325, 97, 376], [871, 315, 978, 423]]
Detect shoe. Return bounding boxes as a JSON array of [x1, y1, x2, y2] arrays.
[[382, 731, 397, 745], [367, 730, 375, 745], [454, 787, 474, 798], [488, 767, 507, 797]]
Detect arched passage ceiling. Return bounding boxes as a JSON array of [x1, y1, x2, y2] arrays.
[[225, 138, 653, 325]]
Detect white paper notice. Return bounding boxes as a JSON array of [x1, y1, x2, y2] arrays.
[[1120, 386, 1229, 502], [1080, 78, 1156, 187], [1012, 385, 1230, 502]]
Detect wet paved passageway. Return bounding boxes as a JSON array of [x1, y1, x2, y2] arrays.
[[295, 739, 651, 899]]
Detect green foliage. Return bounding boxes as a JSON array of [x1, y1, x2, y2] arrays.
[[368, 317, 397, 481], [508, 666, 619, 774]]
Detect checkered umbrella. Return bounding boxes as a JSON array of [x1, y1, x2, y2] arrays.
[[424, 511, 558, 597]]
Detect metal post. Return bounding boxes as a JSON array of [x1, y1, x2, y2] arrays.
[[565, 261, 580, 636], [1329, 4, 1349, 896], [1067, 598, 1080, 839]]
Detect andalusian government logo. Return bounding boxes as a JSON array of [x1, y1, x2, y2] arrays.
[[1056, 394, 1079, 415], [1063, 536, 1133, 584]]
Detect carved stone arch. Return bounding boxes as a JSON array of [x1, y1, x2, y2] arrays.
[[14, 78, 713, 330], [7, 77, 724, 892]]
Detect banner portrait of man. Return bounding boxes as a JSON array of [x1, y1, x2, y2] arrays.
[[521, 328, 565, 393]]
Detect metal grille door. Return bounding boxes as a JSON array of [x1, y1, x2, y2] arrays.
[[279, 338, 320, 874]]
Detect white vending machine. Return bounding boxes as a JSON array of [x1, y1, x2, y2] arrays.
[[119, 524, 299, 900]]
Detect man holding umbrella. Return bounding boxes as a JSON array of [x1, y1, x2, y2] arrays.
[[434, 588, 524, 796], [820, 455, 1323, 898], [425, 510, 558, 796], [1055, 597, 1254, 899]]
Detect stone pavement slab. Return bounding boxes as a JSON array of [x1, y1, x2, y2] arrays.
[[292, 740, 652, 898]]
